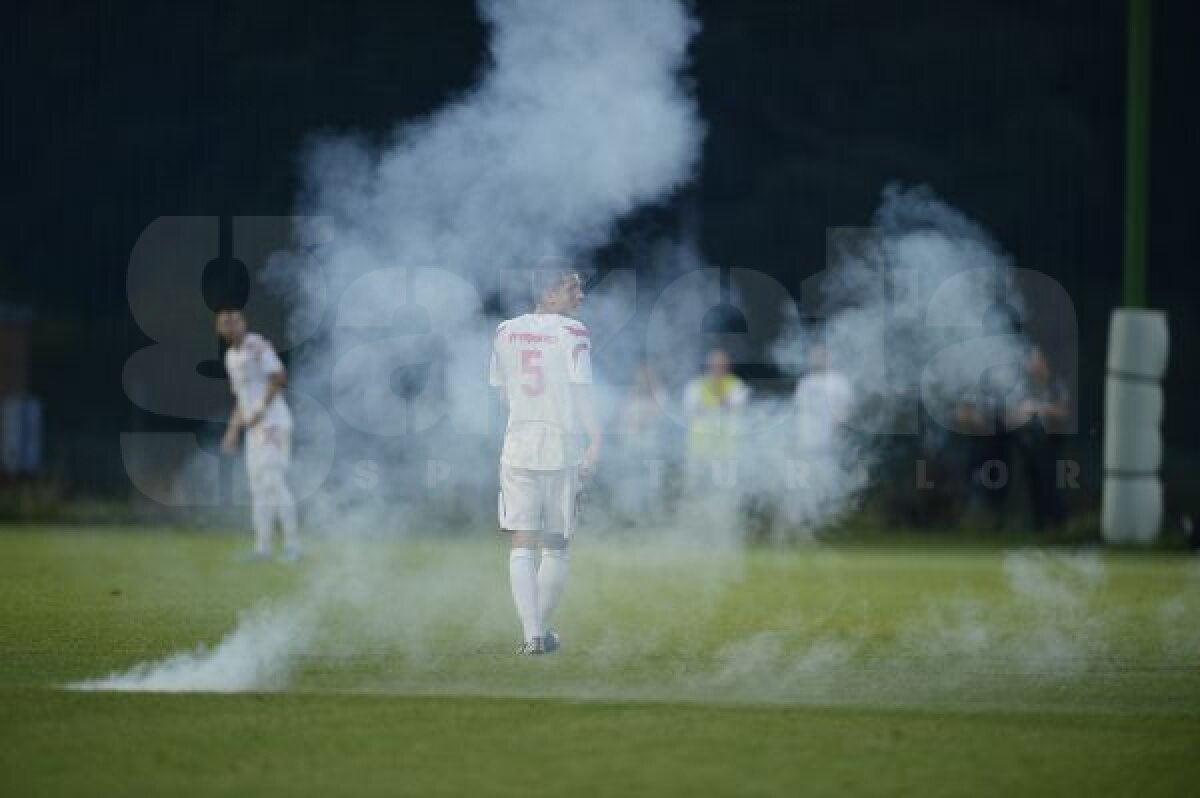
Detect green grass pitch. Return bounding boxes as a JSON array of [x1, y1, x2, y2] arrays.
[[1, 525, 1198, 796]]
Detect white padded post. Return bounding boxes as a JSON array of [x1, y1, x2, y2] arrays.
[[1102, 309, 1168, 543], [1102, 476, 1162, 544], [1103, 378, 1163, 472], [1106, 309, 1169, 379]]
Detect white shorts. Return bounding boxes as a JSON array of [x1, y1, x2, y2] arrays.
[[245, 424, 291, 500], [498, 465, 578, 538]]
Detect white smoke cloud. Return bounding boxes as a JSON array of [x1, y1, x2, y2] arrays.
[[283, 0, 701, 311], [265, 0, 705, 531], [743, 183, 1030, 537]]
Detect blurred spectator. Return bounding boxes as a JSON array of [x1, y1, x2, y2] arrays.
[[956, 361, 1021, 528], [0, 304, 42, 477], [610, 360, 669, 521], [793, 344, 854, 453], [682, 349, 748, 492], [956, 345, 1070, 531], [783, 344, 857, 529], [1009, 346, 1071, 530]]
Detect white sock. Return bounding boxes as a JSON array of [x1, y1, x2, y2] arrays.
[[509, 548, 542, 643], [537, 548, 569, 631]]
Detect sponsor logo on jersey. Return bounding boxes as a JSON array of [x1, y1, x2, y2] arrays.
[[509, 332, 558, 344]]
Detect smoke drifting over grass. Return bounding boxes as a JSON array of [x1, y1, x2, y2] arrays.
[[899, 549, 1112, 676], [74, 542, 1200, 715], [1159, 561, 1200, 664], [685, 548, 1168, 710], [77, 603, 319, 692]]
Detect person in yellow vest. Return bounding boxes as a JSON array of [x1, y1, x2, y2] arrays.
[[682, 348, 749, 492]]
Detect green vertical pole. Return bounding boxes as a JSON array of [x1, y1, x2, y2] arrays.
[[1123, 0, 1151, 308]]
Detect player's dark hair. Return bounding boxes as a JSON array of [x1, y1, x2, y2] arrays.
[[530, 256, 578, 305]]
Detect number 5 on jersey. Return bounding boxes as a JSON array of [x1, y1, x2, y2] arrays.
[[521, 349, 545, 396]]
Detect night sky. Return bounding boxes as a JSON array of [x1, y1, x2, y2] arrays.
[[2, 0, 1197, 501]]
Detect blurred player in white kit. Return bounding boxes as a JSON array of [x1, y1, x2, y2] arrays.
[[793, 344, 853, 452], [216, 308, 300, 562], [490, 268, 602, 655]]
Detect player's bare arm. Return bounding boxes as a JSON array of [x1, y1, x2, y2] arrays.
[[221, 406, 242, 455], [245, 369, 287, 428], [573, 383, 602, 481]]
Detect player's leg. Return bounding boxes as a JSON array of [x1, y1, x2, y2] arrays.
[[499, 465, 544, 650], [510, 533, 543, 653], [537, 539, 568, 649], [255, 468, 298, 559], [538, 468, 577, 649], [245, 435, 274, 557], [271, 428, 300, 558]]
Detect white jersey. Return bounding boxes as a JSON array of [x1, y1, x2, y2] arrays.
[[225, 332, 292, 429], [794, 370, 853, 450], [490, 313, 592, 470]]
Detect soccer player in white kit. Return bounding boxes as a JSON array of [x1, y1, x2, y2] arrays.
[[490, 270, 601, 655], [216, 309, 300, 561]]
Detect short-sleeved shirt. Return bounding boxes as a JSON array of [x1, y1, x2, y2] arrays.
[[224, 333, 292, 429], [490, 313, 592, 470]]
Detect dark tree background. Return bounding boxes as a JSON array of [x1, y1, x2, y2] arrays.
[[1, 0, 1196, 510]]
